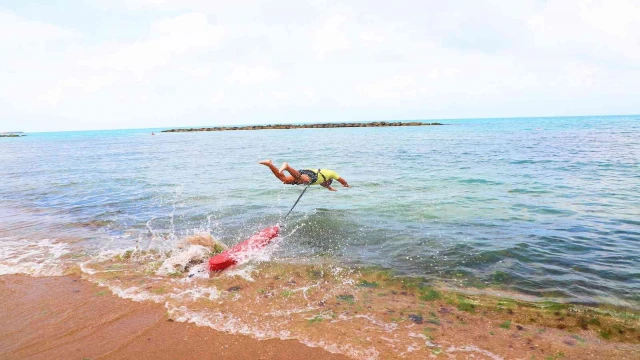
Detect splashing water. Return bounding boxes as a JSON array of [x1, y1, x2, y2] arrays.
[[0, 237, 71, 276]]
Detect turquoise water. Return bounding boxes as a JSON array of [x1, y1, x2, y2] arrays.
[[1, 116, 639, 307]]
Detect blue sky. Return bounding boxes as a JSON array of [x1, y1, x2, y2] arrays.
[[1, 0, 639, 132]]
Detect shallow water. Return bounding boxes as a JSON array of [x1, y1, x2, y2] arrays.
[[1, 115, 639, 309]]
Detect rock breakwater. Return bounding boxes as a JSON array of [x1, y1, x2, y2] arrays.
[[162, 121, 443, 133]]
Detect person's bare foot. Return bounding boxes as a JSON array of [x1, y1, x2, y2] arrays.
[[259, 159, 273, 166], [279, 162, 289, 172]]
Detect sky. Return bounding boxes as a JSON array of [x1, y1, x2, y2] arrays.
[[1, 0, 639, 132]]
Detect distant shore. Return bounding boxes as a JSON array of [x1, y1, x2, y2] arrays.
[[162, 121, 444, 133], [0, 134, 26, 137]]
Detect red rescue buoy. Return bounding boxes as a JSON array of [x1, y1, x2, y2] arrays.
[[208, 226, 280, 271]]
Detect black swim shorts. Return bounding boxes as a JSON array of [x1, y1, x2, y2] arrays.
[[296, 169, 318, 185]]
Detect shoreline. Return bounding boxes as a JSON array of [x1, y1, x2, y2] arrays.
[[161, 121, 444, 133], [5, 258, 637, 359], [0, 274, 350, 360], [82, 257, 640, 359]]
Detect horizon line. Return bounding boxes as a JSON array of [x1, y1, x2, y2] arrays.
[[7, 113, 639, 134]]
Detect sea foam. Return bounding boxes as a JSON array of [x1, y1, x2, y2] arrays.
[[0, 237, 70, 276]]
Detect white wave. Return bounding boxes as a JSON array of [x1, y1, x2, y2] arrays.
[[186, 263, 209, 278], [101, 282, 167, 303], [167, 304, 277, 339], [355, 315, 398, 332], [222, 263, 257, 281], [87, 247, 139, 262], [0, 237, 70, 276], [330, 314, 397, 333], [166, 304, 379, 359], [263, 306, 318, 318], [78, 261, 97, 275], [155, 244, 210, 276], [169, 286, 220, 301]]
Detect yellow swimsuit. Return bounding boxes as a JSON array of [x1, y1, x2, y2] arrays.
[[298, 169, 341, 185]]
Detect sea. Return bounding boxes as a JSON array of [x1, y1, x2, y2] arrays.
[[1, 115, 639, 358]]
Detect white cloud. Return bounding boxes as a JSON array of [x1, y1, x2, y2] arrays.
[[77, 12, 224, 74], [359, 75, 425, 101], [0, 1, 639, 132], [210, 91, 224, 104], [528, 0, 640, 66], [1, 10, 226, 121], [312, 14, 351, 58], [0, 9, 81, 44], [226, 64, 281, 85]]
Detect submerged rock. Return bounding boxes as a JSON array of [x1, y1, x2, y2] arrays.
[[408, 314, 424, 324]]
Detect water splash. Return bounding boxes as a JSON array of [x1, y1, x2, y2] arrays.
[[0, 237, 70, 276]]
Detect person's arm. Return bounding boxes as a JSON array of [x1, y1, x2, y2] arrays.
[[336, 177, 349, 187], [321, 181, 337, 191]]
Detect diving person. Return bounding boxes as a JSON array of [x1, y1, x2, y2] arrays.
[[259, 160, 350, 191]]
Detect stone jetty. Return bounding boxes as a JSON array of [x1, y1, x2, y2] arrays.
[[162, 121, 443, 133]]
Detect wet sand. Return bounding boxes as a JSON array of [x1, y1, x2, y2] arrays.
[[2, 273, 638, 360], [0, 275, 349, 360]]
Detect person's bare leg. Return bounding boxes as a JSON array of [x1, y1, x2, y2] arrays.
[[259, 160, 287, 182], [280, 162, 312, 184], [280, 162, 303, 179]]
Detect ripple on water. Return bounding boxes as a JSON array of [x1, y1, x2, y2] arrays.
[[1, 116, 640, 309]]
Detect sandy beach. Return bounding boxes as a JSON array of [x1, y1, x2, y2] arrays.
[[1, 273, 638, 360], [0, 275, 349, 360]]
